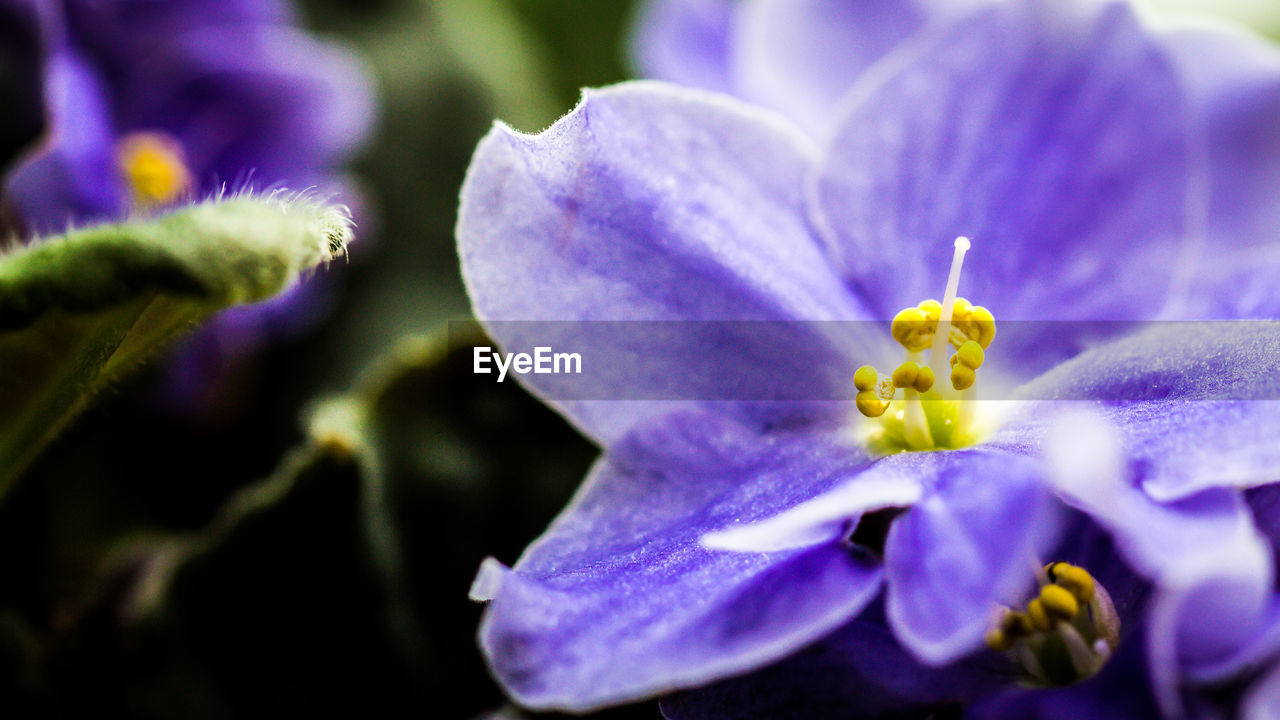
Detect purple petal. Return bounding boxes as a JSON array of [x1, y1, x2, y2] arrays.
[[1010, 321, 1280, 499], [885, 449, 1062, 665], [628, 0, 735, 95], [5, 47, 123, 232], [1040, 410, 1270, 592], [1157, 23, 1280, 318], [661, 605, 1011, 720], [701, 455, 927, 553], [118, 24, 376, 184], [457, 81, 878, 444], [1146, 563, 1274, 716], [728, 0, 938, 136], [1169, 592, 1280, 684], [810, 0, 1192, 373], [474, 411, 881, 712]]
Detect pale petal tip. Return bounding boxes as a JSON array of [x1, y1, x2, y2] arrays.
[[469, 557, 509, 602]]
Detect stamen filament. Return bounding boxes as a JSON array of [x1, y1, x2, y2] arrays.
[[931, 236, 970, 380], [902, 351, 933, 449], [1016, 644, 1049, 684], [1057, 624, 1098, 678]]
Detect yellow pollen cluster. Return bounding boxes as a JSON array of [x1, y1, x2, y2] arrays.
[[985, 563, 1096, 652], [117, 132, 192, 208], [854, 362, 934, 418], [856, 297, 997, 421], [984, 562, 1119, 686], [888, 296, 996, 395]]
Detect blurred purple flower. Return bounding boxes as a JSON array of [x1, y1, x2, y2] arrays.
[[4, 0, 373, 230], [0, 0, 375, 409], [459, 0, 1280, 717]]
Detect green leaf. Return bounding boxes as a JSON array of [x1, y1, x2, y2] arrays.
[[0, 193, 353, 494]]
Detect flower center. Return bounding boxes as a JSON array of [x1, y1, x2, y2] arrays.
[[985, 562, 1120, 686], [856, 238, 997, 453], [116, 132, 192, 209]]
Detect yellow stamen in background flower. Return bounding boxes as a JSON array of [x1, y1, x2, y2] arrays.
[[1038, 584, 1079, 620], [117, 132, 192, 209], [985, 562, 1119, 686], [1047, 562, 1095, 603]]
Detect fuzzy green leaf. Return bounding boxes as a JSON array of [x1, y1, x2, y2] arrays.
[[0, 194, 353, 494]]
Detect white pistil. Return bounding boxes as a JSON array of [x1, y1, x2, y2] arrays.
[[930, 236, 971, 380]]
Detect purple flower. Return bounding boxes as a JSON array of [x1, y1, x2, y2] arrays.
[[459, 0, 1280, 717], [3, 0, 373, 232], [0, 0, 375, 407]]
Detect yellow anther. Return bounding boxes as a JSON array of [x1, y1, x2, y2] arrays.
[[891, 361, 918, 388], [913, 365, 935, 393], [994, 560, 1116, 684], [985, 628, 1014, 652], [964, 305, 997, 348], [1039, 584, 1079, 620], [854, 365, 879, 392], [891, 307, 935, 352], [917, 299, 942, 321], [1026, 598, 1053, 632], [1047, 563, 1096, 603], [950, 363, 976, 391], [955, 340, 984, 369], [856, 390, 889, 418], [951, 296, 973, 319], [1001, 610, 1032, 636], [116, 132, 192, 208]]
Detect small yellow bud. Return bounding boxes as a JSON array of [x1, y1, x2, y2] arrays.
[[1039, 584, 1079, 620], [956, 340, 984, 369], [856, 390, 888, 418], [913, 365, 934, 393], [854, 365, 879, 391], [950, 364, 976, 391]]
